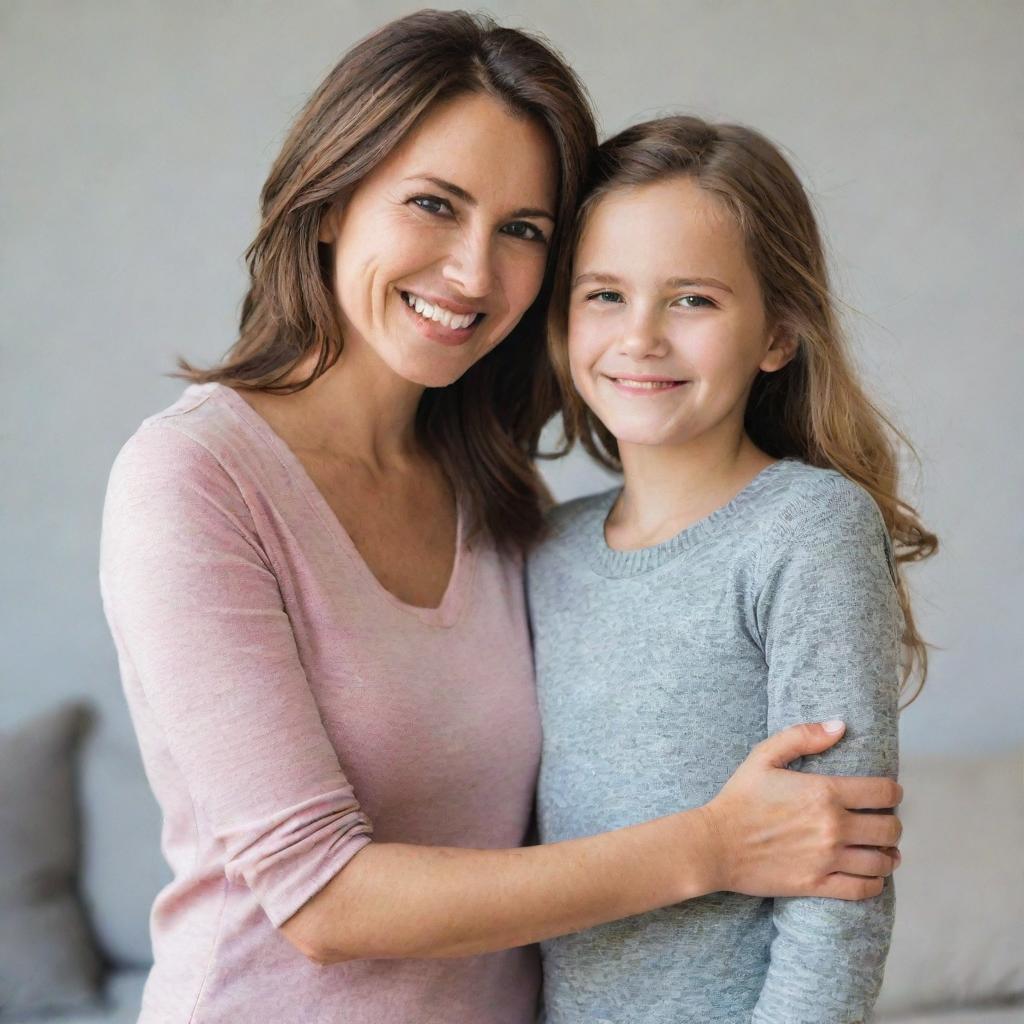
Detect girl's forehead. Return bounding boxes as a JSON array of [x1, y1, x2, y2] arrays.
[[574, 178, 748, 278]]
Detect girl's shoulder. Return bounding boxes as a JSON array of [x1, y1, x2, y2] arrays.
[[754, 460, 895, 583], [527, 488, 618, 571], [759, 459, 885, 541], [547, 488, 619, 534]]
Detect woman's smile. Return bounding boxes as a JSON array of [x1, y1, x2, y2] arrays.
[[398, 288, 486, 346]]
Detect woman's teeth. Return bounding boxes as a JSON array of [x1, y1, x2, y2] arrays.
[[401, 291, 479, 330]]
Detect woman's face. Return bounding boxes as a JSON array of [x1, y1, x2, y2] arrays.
[[567, 176, 795, 450], [319, 91, 558, 389]]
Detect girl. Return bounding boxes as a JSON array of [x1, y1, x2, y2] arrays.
[[99, 14, 904, 1023], [530, 116, 936, 1023]]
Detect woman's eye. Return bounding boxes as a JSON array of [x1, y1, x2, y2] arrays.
[[675, 294, 714, 309], [588, 290, 624, 304], [410, 195, 451, 216], [502, 221, 546, 243]]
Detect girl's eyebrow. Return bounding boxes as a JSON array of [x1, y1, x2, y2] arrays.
[[572, 271, 733, 294], [404, 175, 555, 221]]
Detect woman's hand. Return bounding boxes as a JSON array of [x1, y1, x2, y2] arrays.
[[698, 720, 902, 901]]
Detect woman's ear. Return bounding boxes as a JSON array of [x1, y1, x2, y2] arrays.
[[759, 324, 799, 374], [318, 202, 340, 244]]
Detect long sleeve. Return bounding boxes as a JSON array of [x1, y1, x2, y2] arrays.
[[99, 424, 373, 927], [751, 476, 902, 1024]]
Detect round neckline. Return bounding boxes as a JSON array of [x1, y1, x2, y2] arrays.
[[587, 459, 797, 579], [206, 382, 472, 628]]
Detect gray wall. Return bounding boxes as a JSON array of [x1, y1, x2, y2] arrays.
[[3, 0, 1022, 756]]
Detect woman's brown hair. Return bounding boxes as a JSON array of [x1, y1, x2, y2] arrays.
[[547, 116, 938, 705], [177, 9, 596, 549]]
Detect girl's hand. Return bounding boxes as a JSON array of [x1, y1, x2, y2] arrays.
[[698, 721, 902, 901]]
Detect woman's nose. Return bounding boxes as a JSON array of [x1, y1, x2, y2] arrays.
[[441, 229, 495, 299]]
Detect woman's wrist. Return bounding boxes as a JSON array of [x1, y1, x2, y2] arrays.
[[669, 807, 724, 901]]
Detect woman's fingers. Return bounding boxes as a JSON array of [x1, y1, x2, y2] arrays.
[[750, 720, 847, 768], [842, 810, 903, 848], [830, 775, 903, 809], [833, 845, 899, 878], [814, 874, 886, 902]]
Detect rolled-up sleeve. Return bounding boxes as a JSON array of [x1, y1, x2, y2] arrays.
[[99, 424, 373, 926]]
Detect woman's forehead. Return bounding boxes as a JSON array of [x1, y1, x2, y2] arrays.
[[370, 92, 558, 213]]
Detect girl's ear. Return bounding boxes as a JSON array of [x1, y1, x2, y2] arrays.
[[759, 324, 799, 374]]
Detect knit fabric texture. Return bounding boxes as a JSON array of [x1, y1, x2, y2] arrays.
[[527, 459, 902, 1024]]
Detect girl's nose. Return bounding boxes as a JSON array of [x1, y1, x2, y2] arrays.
[[620, 313, 669, 358]]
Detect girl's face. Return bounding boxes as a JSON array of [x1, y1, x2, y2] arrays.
[[568, 176, 795, 451], [319, 91, 558, 389]]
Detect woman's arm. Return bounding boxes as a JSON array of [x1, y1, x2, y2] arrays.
[[281, 719, 899, 963], [750, 478, 902, 1024], [102, 427, 900, 967]]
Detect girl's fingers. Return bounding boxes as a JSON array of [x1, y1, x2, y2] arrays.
[[842, 811, 903, 848]]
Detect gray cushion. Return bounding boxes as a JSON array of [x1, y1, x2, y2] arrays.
[[6, 969, 148, 1024], [878, 1004, 1024, 1023], [0, 704, 103, 1020], [875, 748, 1024, 1016], [80, 730, 167, 967]]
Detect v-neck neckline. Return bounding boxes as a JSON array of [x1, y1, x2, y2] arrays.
[[210, 382, 472, 628]]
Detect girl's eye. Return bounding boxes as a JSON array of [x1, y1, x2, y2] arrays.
[[410, 195, 452, 216], [501, 220, 547, 243], [675, 294, 715, 309], [587, 290, 624, 304]]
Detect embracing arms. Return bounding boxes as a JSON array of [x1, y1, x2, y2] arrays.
[[281, 722, 900, 963]]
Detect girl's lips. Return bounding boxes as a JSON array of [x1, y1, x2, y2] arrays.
[[605, 374, 689, 394]]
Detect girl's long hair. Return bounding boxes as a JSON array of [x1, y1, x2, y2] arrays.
[[177, 9, 597, 550], [547, 116, 937, 705]]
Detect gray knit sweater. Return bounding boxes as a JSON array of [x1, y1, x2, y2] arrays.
[[527, 459, 902, 1024]]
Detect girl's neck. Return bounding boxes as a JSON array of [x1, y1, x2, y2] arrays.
[[607, 429, 776, 551]]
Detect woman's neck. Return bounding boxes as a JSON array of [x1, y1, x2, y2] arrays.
[[607, 429, 775, 551], [249, 342, 426, 475]]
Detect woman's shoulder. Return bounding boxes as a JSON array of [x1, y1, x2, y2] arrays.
[[105, 384, 264, 517], [115, 383, 249, 467]]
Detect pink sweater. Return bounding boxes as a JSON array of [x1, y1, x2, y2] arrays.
[[99, 383, 542, 1023]]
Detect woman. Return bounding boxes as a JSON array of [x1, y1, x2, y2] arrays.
[[99, 12, 902, 1023]]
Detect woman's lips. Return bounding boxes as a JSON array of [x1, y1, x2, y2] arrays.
[[399, 290, 485, 347]]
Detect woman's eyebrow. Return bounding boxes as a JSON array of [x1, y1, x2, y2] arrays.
[[405, 175, 555, 221]]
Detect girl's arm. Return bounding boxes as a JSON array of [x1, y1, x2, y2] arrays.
[[101, 427, 900, 966], [751, 476, 902, 1024]]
